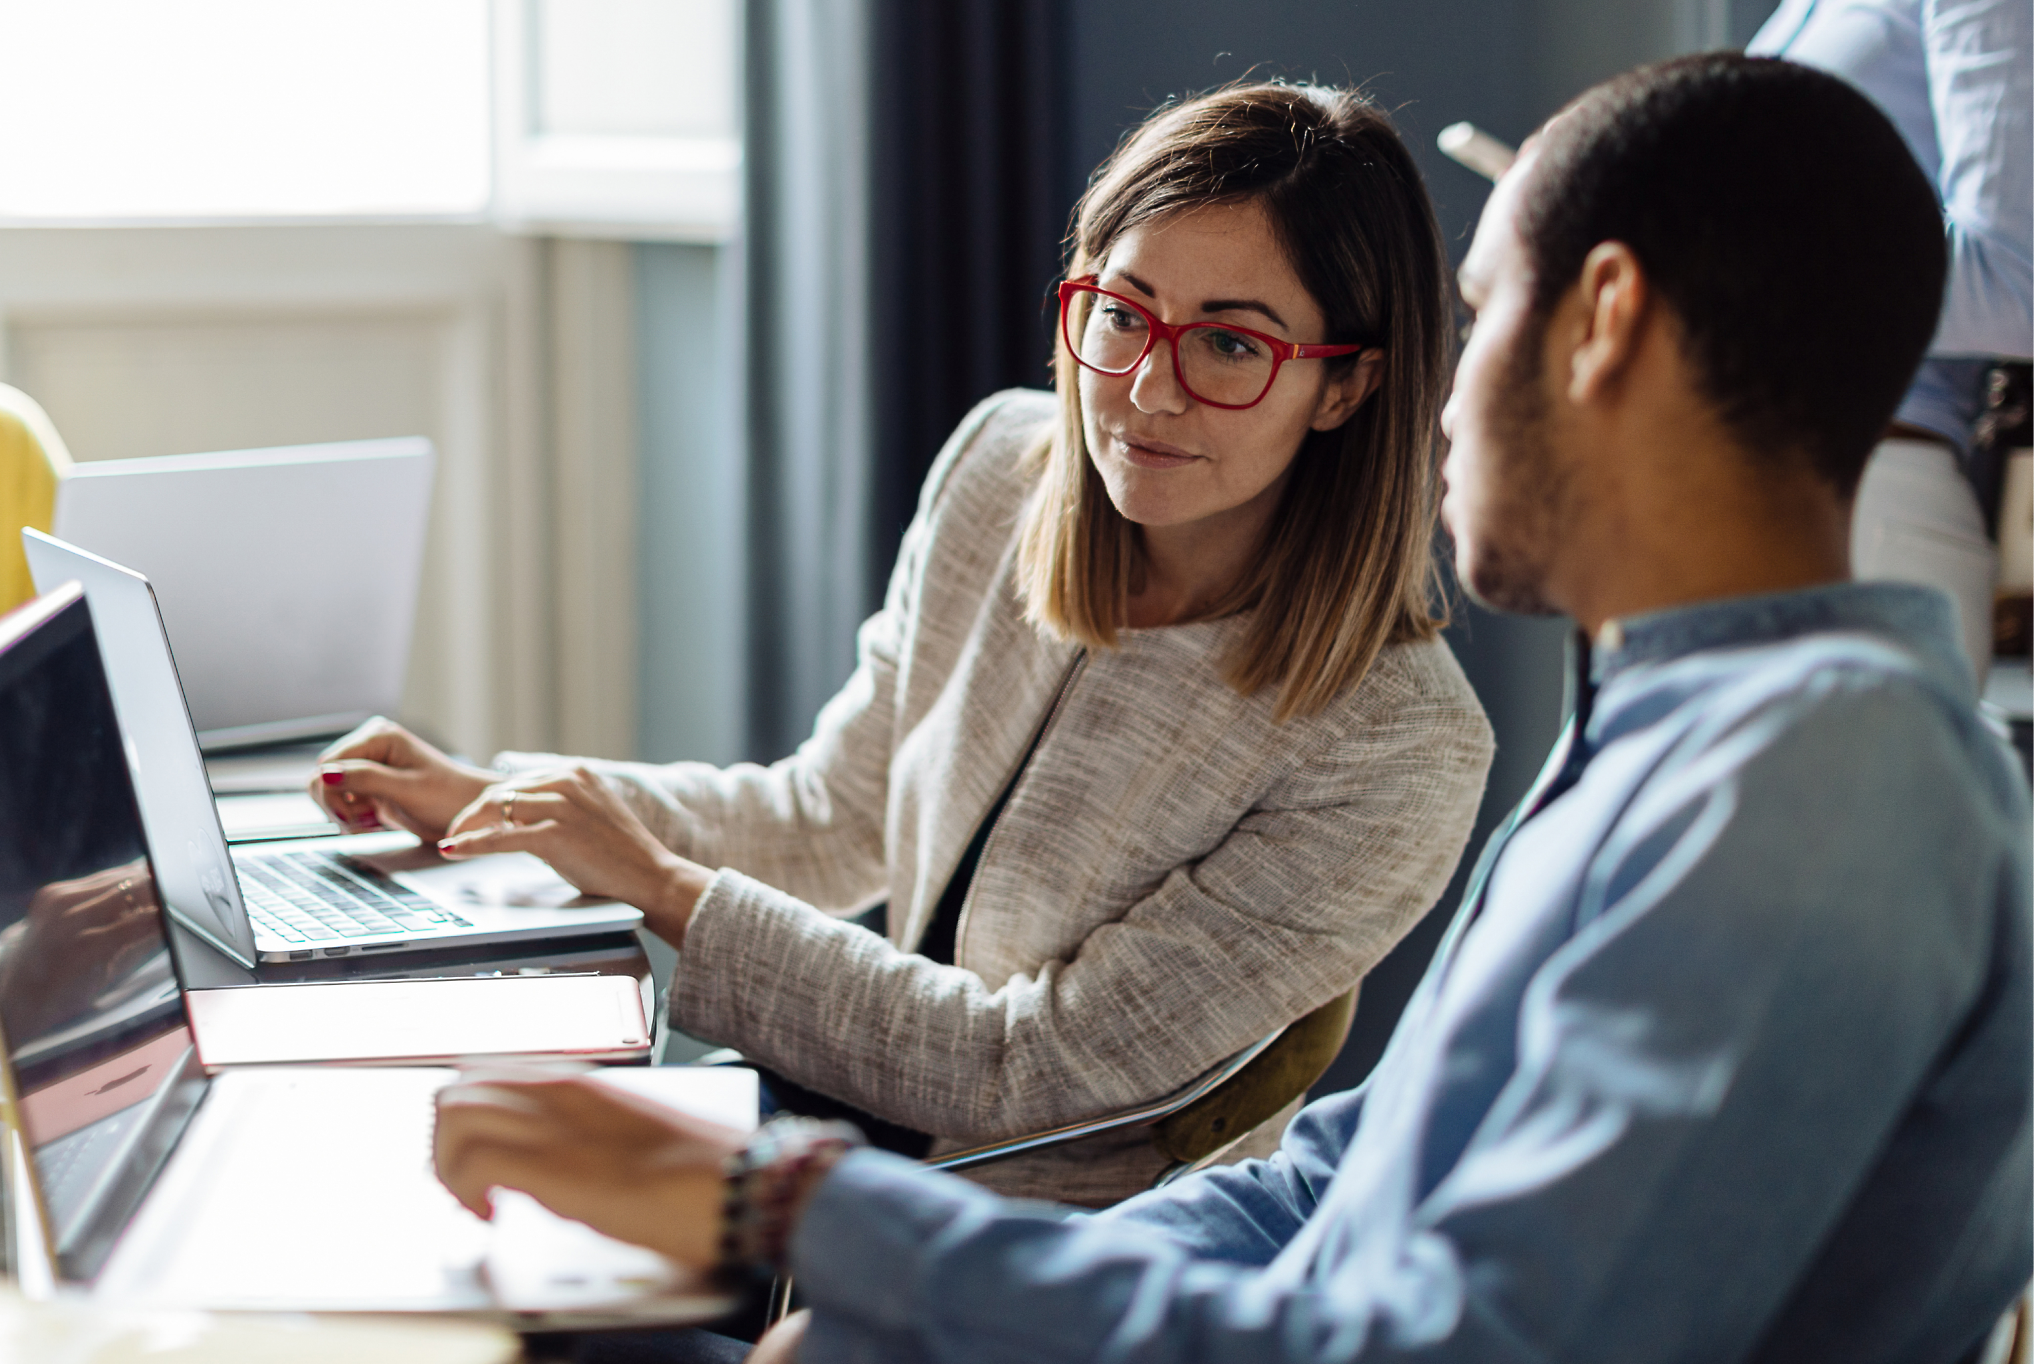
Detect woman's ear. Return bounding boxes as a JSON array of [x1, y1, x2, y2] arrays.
[[1310, 349, 1385, 431]]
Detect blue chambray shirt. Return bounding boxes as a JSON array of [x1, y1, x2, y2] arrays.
[[790, 582, 2032, 1364]]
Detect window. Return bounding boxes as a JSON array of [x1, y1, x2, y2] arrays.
[[495, 0, 740, 240], [0, 0, 738, 239], [0, 1, 491, 222]]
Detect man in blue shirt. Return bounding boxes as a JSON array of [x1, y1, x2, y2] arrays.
[[432, 54, 2032, 1364]]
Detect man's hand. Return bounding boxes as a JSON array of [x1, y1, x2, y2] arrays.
[[433, 1074, 743, 1269], [309, 717, 495, 840], [436, 767, 714, 948]]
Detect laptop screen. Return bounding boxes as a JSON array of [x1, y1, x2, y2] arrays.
[[51, 436, 435, 749], [0, 588, 202, 1279], [22, 531, 259, 967]]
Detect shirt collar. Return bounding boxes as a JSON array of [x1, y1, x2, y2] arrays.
[[1590, 581, 1972, 698]]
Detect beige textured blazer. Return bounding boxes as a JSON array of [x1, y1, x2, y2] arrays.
[[530, 389, 1493, 1204]]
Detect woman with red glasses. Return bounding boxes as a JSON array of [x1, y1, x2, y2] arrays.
[[313, 82, 1492, 1207]]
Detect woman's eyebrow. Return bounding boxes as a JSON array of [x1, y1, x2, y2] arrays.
[[1114, 271, 1290, 331], [1200, 297, 1289, 330]]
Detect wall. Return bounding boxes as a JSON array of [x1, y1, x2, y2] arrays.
[[0, 223, 563, 763], [1070, 0, 1539, 265], [635, 241, 748, 767]]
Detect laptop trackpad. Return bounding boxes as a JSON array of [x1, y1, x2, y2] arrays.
[[96, 1067, 495, 1311], [359, 844, 614, 912]]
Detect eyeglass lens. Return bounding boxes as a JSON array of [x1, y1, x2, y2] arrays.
[[1075, 293, 1279, 407]]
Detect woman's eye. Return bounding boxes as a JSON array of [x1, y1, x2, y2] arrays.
[[1099, 302, 1145, 332], [1201, 328, 1263, 361]]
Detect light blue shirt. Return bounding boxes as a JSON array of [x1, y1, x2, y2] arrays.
[[790, 582, 2032, 1363], [1750, 0, 2034, 452]]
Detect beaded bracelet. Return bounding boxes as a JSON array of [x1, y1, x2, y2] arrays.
[[720, 1117, 865, 1278]]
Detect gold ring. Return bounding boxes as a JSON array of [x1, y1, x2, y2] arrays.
[[501, 791, 518, 826]]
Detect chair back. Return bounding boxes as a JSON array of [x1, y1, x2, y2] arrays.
[[1153, 987, 1358, 1165], [0, 386, 73, 612]]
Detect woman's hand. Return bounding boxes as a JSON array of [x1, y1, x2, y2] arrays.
[[437, 767, 714, 948], [308, 718, 495, 841], [433, 1074, 741, 1269], [0, 859, 169, 1042]]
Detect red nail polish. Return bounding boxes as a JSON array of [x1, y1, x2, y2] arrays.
[[320, 770, 345, 786], [437, 839, 456, 853]]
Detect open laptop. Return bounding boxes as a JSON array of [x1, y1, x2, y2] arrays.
[[24, 531, 644, 967], [0, 585, 749, 1317], [51, 436, 433, 751]]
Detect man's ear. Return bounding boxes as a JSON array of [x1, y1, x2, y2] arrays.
[[1311, 348, 1386, 431], [1567, 242, 1649, 404]]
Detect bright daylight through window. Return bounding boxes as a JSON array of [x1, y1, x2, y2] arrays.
[[0, 0, 492, 222], [0, 0, 739, 234]]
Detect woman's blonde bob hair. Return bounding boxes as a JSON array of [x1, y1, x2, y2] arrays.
[[1016, 82, 1451, 722]]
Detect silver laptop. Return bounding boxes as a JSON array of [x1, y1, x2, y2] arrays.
[[25, 531, 644, 966], [51, 436, 433, 750], [0, 586, 747, 1317]]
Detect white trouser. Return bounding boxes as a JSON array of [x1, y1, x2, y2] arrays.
[[1851, 437, 1997, 687]]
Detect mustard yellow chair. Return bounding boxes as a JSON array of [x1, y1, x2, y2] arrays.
[[0, 384, 72, 613]]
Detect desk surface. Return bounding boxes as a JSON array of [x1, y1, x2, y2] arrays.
[[0, 1288, 521, 1363]]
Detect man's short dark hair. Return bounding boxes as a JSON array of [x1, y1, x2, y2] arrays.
[[1517, 53, 1946, 493]]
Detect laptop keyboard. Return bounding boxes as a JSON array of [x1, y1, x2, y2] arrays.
[[34, 1102, 145, 1230], [235, 851, 471, 946]]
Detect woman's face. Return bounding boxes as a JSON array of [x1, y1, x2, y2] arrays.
[[1078, 199, 1374, 533]]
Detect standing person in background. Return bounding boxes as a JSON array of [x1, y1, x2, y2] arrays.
[[1751, 0, 2033, 684], [314, 83, 1494, 1207]]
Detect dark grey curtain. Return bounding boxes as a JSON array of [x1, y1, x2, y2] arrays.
[[744, 0, 1071, 761], [865, 0, 1071, 591]]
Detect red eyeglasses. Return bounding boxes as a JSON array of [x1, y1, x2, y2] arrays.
[[1058, 278, 1367, 411]]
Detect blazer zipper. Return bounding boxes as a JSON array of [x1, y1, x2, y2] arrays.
[[950, 648, 1089, 967]]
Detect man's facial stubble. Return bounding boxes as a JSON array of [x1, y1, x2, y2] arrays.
[[1455, 308, 1573, 618]]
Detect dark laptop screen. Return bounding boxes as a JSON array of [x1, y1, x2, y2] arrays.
[[0, 590, 199, 1277]]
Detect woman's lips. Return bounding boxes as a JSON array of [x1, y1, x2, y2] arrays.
[[1115, 435, 1200, 470]]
